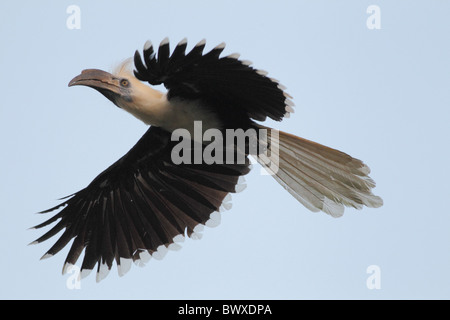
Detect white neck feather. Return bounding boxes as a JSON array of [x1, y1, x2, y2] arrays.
[[119, 80, 171, 127], [115, 68, 222, 133]]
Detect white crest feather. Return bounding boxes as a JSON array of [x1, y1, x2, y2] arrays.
[[113, 58, 134, 77]]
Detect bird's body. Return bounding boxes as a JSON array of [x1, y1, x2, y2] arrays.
[[32, 38, 382, 282]]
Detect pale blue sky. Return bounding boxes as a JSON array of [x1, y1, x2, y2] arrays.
[[1, 0, 450, 299]]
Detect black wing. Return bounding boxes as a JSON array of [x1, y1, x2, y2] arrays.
[[31, 126, 250, 281], [133, 38, 294, 123]]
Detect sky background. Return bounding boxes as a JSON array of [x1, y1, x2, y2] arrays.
[[1, 0, 449, 299]]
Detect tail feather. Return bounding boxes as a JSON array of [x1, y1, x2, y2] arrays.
[[256, 126, 383, 217]]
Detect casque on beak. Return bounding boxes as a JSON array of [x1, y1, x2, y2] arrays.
[[68, 69, 125, 104], [69, 69, 121, 93]]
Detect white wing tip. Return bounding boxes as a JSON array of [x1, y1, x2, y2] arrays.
[[220, 194, 233, 212], [40, 253, 53, 260], [283, 97, 295, 118], [269, 77, 280, 84], [196, 39, 206, 47], [144, 40, 152, 51], [191, 224, 204, 240], [80, 268, 92, 279], [277, 84, 287, 91], [190, 232, 203, 240], [205, 211, 221, 228], [160, 37, 169, 46], [168, 243, 182, 251], [62, 262, 74, 275], [236, 178, 247, 193], [118, 258, 132, 277], [173, 234, 185, 243], [285, 98, 294, 107], [139, 250, 152, 263], [178, 37, 188, 46], [96, 263, 110, 283], [256, 69, 269, 76], [226, 53, 240, 59], [215, 42, 226, 50], [152, 245, 168, 260]]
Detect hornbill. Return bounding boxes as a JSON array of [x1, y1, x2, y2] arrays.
[[31, 38, 383, 282]]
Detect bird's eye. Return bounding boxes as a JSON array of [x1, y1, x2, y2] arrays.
[[120, 79, 129, 87]]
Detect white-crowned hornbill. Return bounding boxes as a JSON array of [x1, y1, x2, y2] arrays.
[[31, 38, 383, 282]]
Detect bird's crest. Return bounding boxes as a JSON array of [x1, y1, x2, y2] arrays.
[[113, 58, 134, 78]]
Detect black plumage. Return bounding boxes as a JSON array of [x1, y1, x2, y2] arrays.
[[134, 39, 289, 124], [32, 126, 250, 280]]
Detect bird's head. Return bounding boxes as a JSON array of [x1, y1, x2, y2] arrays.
[[68, 59, 144, 107], [68, 59, 167, 125]]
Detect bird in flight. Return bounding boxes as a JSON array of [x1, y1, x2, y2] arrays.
[[31, 38, 383, 282]]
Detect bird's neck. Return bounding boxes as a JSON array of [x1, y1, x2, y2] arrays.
[[119, 83, 171, 128], [120, 82, 223, 135]]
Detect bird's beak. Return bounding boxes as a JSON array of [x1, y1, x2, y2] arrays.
[[69, 69, 125, 105], [68, 69, 121, 95]]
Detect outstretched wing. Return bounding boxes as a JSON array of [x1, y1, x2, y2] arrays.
[[31, 126, 250, 281], [133, 38, 294, 123]]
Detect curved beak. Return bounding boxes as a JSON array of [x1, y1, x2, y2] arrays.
[[69, 69, 130, 108], [69, 69, 121, 94]]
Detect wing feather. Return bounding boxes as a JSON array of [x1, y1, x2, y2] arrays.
[[32, 126, 250, 280], [133, 39, 291, 122]]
